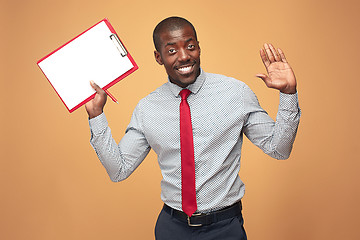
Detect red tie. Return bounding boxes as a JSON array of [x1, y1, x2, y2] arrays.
[[179, 89, 197, 217]]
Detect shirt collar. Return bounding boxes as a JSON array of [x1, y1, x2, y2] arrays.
[[167, 68, 206, 97]]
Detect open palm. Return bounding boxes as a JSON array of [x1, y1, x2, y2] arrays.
[[256, 43, 297, 94]]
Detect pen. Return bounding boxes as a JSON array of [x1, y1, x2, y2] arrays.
[[104, 89, 119, 104]]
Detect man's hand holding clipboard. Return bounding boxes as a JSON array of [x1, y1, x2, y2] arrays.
[[85, 80, 108, 119]]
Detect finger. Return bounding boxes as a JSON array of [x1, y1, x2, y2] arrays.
[[269, 43, 280, 61], [278, 48, 288, 63], [256, 74, 275, 89], [260, 48, 270, 68], [90, 80, 100, 90], [90, 80, 106, 95], [255, 73, 266, 79], [264, 43, 275, 62], [255, 73, 272, 88]]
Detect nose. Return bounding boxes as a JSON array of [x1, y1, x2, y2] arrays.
[[178, 48, 190, 62]]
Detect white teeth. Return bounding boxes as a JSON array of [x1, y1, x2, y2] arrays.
[[178, 66, 192, 73]]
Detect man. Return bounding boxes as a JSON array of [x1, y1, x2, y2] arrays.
[[85, 17, 300, 240]]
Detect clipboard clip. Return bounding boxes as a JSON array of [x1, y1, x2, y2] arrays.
[[110, 33, 128, 57]]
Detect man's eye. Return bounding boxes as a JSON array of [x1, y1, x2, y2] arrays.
[[188, 44, 195, 49], [168, 49, 176, 54]]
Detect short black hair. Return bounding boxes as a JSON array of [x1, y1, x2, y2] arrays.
[[153, 16, 197, 51]]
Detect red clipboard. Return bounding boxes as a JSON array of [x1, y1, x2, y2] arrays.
[[37, 18, 138, 113]]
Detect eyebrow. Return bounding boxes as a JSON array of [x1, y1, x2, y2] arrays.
[[164, 38, 194, 47]]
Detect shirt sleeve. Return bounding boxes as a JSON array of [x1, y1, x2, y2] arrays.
[[243, 84, 301, 159], [89, 104, 151, 182]]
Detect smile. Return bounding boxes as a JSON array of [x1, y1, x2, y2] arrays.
[[176, 64, 195, 75]]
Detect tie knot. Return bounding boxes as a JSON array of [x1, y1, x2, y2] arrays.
[[180, 89, 191, 100]]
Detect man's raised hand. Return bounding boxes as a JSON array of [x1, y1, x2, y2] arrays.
[[256, 43, 297, 94]]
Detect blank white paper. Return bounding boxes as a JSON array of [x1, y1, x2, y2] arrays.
[[38, 21, 134, 111]]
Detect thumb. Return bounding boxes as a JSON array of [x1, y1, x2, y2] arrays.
[[255, 74, 272, 88], [86, 81, 107, 119], [90, 80, 105, 94], [89, 81, 107, 100]]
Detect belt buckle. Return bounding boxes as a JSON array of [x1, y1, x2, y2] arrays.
[[187, 213, 203, 227]]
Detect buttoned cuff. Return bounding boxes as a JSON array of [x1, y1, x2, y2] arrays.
[[89, 112, 108, 136], [279, 92, 300, 111]]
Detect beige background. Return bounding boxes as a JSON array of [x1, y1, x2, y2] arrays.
[[1, 0, 359, 239]]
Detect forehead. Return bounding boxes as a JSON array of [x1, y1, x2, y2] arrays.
[[158, 25, 196, 47]]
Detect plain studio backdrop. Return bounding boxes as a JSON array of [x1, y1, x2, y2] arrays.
[[1, 0, 359, 239]]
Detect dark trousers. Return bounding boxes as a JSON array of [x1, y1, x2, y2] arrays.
[[155, 208, 247, 240]]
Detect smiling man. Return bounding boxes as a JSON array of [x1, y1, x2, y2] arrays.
[[85, 17, 301, 240], [153, 20, 201, 88]]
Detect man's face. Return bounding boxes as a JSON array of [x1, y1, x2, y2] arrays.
[[154, 25, 201, 88]]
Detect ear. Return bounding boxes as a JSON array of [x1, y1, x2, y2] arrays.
[[154, 50, 163, 65]]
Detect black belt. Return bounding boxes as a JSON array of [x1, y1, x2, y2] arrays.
[[163, 201, 242, 227]]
